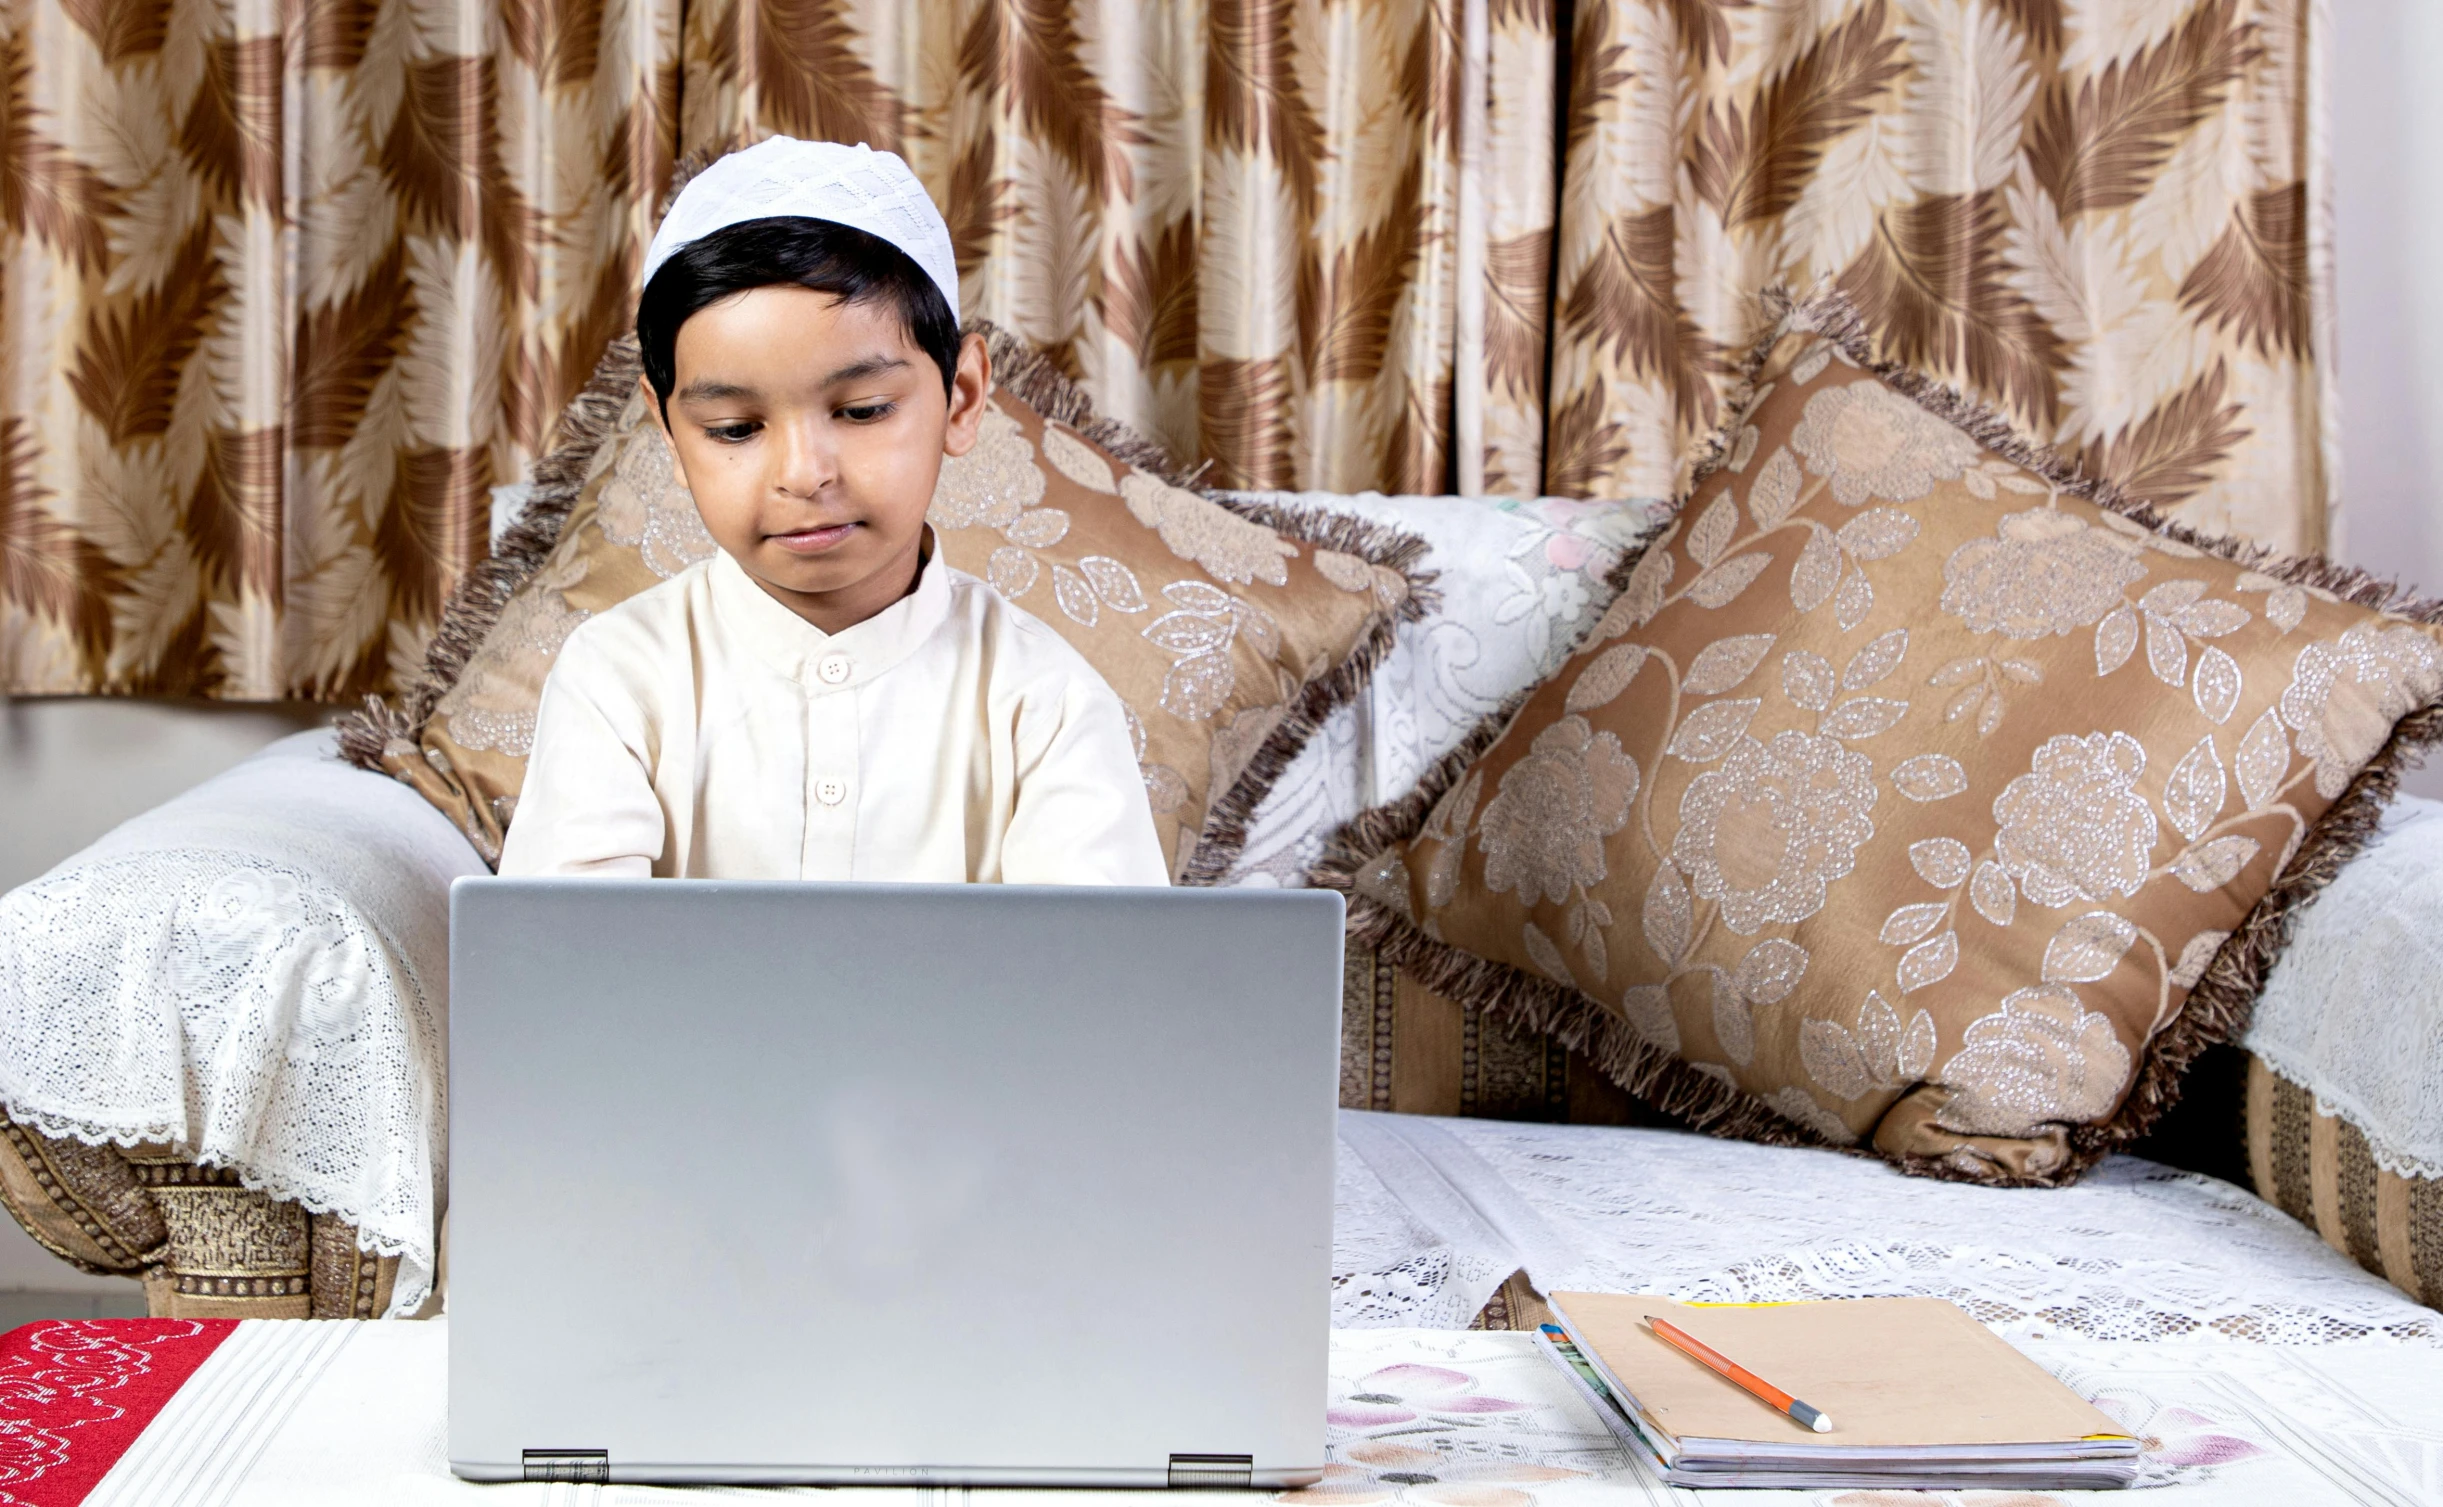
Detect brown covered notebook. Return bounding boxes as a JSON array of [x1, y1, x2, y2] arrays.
[[1543, 1293, 2139, 1490]]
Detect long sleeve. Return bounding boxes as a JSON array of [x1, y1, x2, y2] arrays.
[[496, 629, 667, 878], [1000, 667, 1172, 887]]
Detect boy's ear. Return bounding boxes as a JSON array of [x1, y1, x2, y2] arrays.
[[940, 333, 992, 459], [639, 374, 671, 440]]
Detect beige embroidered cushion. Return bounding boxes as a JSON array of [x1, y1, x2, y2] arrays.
[[342, 329, 1424, 880], [1326, 299, 2443, 1185]]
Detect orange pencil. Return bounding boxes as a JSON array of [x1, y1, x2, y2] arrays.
[[1647, 1315, 1834, 1434]]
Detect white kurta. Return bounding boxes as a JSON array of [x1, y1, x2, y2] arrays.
[[498, 540, 1168, 885]]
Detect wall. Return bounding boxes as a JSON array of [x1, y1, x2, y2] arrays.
[[0, 698, 331, 893], [2331, 0, 2443, 799]]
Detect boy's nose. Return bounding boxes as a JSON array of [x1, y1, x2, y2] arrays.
[[772, 418, 841, 498]]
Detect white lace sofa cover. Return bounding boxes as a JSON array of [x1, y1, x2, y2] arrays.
[[2245, 795, 2443, 1181], [0, 492, 1647, 1319], [0, 731, 484, 1314]]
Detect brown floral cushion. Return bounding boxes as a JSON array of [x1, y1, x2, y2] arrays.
[[1322, 295, 2443, 1185], [340, 328, 1426, 881]]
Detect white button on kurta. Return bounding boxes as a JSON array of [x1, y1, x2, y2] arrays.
[[498, 536, 1169, 886]]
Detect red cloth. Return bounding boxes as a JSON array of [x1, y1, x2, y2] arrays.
[[0, 1320, 236, 1507]]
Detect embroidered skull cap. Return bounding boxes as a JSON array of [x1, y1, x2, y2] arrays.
[[641, 136, 960, 322]]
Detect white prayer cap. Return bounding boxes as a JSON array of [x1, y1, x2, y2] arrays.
[[642, 137, 960, 322]]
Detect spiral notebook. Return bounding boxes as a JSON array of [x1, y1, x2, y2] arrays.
[[1540, 1292, 2141, 1490]]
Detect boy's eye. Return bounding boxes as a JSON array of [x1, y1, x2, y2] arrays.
[[704, 422, 759, 444], [839, 401, 897, 423]]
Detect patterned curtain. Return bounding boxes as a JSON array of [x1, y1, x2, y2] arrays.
[[1544, 0, 2332, 552], [0, 0, 679, 698], [1, 0, 2329, 699]]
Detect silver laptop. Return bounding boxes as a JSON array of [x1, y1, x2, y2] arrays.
[[447, 878, 1342, 1487]]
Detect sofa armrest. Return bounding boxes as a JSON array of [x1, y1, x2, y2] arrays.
[[2244, 796, 2443, 1181], [0, 730, 481, 1313], [2231, 795, 2443, 1310], [61, 727, 485, 906], [2246, 1056, 2442, 1311]]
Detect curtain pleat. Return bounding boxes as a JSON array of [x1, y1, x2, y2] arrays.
[[0, 0, 2332, 698]]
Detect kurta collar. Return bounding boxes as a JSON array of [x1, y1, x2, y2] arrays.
[[708, 528, 953, 692]]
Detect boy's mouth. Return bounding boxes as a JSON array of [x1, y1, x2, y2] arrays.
[[768, 521, 860, 556]]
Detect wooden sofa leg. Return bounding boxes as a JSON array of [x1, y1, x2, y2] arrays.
[[1, 1125, 403, 1320], [308, 1213, 400, 1319], [123, 1151, 312, 1319], [0, 1118, 166, 1277]]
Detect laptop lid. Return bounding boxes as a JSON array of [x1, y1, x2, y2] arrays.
[[446, 879, 1340, 1487]]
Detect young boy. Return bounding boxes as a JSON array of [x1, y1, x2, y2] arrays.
[[499, 138, 1168, 885]]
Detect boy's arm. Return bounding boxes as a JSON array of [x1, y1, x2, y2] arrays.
[[496, 642, 666, 878], [1001, 673, 1172, 887]]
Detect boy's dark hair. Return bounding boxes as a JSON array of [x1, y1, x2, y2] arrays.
[[635, 217, 961, 413]]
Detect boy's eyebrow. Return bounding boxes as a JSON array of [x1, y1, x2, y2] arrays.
[[671, 355, 910, 405], [821, 353, 911, 385]]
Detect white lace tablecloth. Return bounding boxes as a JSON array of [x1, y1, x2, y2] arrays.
[[1332, 1115, 2438, 1348], [2245, 795, 2443, 1179], [1217, 493, 1662, 886], [78, 1317, 2443, 1505], [0, 731, 482, 1313]]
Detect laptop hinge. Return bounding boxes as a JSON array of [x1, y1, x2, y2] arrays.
[[1168, 1453, 1254, 1489], [523, 1449, 609, 1484]]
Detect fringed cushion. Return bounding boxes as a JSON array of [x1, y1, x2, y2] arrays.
[[339, 327, 1429, 880], [1318, 292, 2443, 1187]]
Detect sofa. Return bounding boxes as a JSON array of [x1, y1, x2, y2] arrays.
[[2, 482, 2437, 1349]]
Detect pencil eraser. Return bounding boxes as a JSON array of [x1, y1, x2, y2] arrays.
[[1810, 1413, 1833, 1433]]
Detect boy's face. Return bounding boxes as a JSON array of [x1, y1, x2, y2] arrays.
[[650, 286, 989, 634]]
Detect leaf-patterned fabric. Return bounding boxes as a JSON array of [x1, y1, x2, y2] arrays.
[[3, 0, 2330, 697], [1325, 299, 2439, 1187], [0, 0, 680, 700]]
